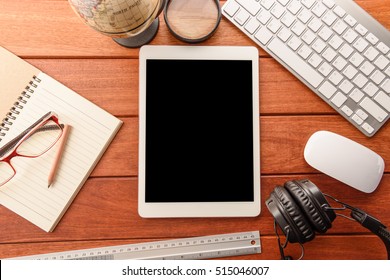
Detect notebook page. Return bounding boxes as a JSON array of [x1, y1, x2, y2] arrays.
[[0, 73, 122, 232]]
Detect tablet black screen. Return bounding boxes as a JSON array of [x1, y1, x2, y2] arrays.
[[145, 59, 254, 202]]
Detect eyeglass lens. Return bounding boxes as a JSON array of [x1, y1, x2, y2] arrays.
[[0, 161, 14, 185], [165, 0, 220, 42], [16, 120, 62, 156], [0, 120, 62, 186]]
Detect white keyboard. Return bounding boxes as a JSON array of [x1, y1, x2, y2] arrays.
[[222, 0, 390, 136]]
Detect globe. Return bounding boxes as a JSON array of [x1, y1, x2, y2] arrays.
[[68, 0, 166, 47]]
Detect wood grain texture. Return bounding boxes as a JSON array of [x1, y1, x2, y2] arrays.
[[0, 1, 388, 58], [0, 0, 389, 260], [1, 176, 389, 253], [1, 235, 387, 260]]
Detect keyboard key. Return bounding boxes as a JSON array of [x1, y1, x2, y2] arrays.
[[277, 28, 292, 42], [312, 3, 327, 17], [257, 10, 272, 24], [268, 37, 324, 88], [322, 11, 337, 26], [333, 20, 348, 35], [271, 3, 285, 18], [350, 52, 364, 67], [255, 26, 273, 45], [333, 56, 347, 71], [363, 82, 379, 97], [353, 74, 368, 89], [343, 65, 358, 79], [352, 114, 364, 125], [301, 0, 316, 9], [245, 18, 261, 34], [333, 6, 346, 18], [381, 79, 390, 94], [260, 0, 275, 10], [319, 81, 337, 98], [364, 46, 379, 61], [287, 0, 302, 15], [298, 9, 312, 24], [353, 38, 369, 52], [329, 71, 343, 85], [374, 91, 390, 112], [322, 48, 337, 62], [224, 1, 240, 17], [331, 92, 347, 107], [350, 88, 364, 102], [312, 39, 327, 53], [302, 30, 316, 45], [366, 33, 379, 45], [268, 19, 282, 33], [281, 12, 296, 27], [308, 18, 323, 32], [343, 29, 358, 44], [355, 24, 368, 36], [287, 36, 302, 51], [237, 0, 261, 16], [298, 45, 313, 60], [318, 62, 333, 77], [362, 123, 374, 134], [318, 26, 333, 41], [235, 9, 250, 25], [360, 61, 375, 76], [386, 67, 390, 77], [277, 0, 290, 6], [322, 0, 335, 9], [292, 21, 306, 36], [344, 15, 357, 27], [360, 97, 388, 122], [356, 109, 368, 120], [371, 70, 386, 85], [329, 35, 343, 50], [339, 44, 354, 58], [374, 55, 389, 70], [377, 42, 390, 54], [341, 105, 353, 116], [339, 80, 354, 94], [308, 53, 323, 68]]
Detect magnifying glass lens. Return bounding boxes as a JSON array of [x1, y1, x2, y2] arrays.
[[165, 0, 221, 42]]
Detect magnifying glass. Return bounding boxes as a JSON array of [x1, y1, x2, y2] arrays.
[[164, 0, 222, 43]]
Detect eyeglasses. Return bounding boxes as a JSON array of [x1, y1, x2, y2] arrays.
[[0, 111, 63, 187]]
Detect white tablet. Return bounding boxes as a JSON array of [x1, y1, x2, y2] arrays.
[[138, 45, 260, 217]]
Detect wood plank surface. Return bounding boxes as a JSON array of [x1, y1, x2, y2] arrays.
[[0, 0, 389, 260], [1, 235, 387, 260], [0, 1, 388, 58]]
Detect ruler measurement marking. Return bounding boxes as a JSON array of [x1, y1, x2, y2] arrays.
[[9, 231, 260, 260]]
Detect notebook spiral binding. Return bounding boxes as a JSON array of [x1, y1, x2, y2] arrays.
[[0, 75, 41, 142]]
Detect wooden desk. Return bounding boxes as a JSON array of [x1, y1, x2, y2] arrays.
[[0, 0, 389, 260]]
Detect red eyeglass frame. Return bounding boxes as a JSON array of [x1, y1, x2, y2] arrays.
[[0, 111, 63, 187]]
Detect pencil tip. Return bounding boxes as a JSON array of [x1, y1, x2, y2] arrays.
[[48, 184, 51, 188]]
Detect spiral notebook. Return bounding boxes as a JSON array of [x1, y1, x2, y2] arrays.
[[0, 46, 123, 232]]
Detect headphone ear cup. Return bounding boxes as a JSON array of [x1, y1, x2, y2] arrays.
[[284, 180, 332, 233], [266, 186, 315, 244]]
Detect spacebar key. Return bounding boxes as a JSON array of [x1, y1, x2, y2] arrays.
[[267, 38, 324, 88]]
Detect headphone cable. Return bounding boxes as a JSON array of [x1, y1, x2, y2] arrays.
[[273, 219, 304, 260]]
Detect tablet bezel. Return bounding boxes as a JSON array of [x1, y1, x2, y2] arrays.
[[139, 45, 260, 217]]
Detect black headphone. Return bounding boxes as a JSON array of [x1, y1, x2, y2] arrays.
[[266, 179, 390, 260]]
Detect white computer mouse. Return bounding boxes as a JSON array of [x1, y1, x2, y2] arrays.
[[304, 131, 385, 193]]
